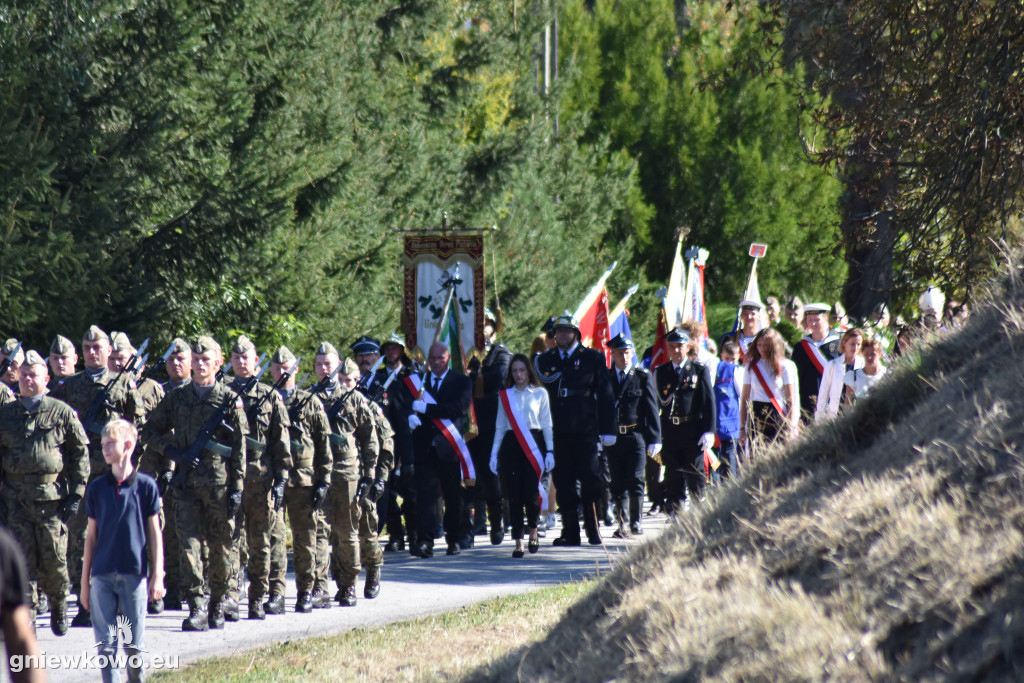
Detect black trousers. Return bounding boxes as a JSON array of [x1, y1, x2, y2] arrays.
[[607, 431, 645, 511], [660, 424, 703, 511], [552, 432, 601, 542], [463, 430, 503, 537], [415, 447, 464, 548], [498, 430, 542, 540], [645, 457, 664, 508]]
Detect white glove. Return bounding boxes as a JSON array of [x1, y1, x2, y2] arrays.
[[412, 399, 427, 414], [544, 452, 555, 472], [646, 443, 662, 458], [697, 432, 715, 450], [600, 434, 617, 447], [407, 414, 422, 431], [489, 454, 498, 475]]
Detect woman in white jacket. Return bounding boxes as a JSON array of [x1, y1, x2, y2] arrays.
[[815, 327, 864, 422]]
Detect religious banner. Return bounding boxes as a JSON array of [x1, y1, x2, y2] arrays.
[[402, 234, 486, 359]]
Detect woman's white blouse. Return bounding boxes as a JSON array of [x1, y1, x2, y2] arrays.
[[493, 384, 554, 454]]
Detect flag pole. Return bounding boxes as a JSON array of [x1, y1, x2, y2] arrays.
[[421, 268, 459, 399]]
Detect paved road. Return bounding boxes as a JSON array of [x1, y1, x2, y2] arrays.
[[9, 513, 668, 682]]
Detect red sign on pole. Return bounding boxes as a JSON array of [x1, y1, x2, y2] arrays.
[[749, 243, 767, 258]]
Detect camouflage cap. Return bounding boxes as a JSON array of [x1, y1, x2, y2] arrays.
[[50, 335, 75, 355], [23, 350, 46, 367], [342, 357, 359, 376], [316, 341, 340, 357], [272, 345, 296, 366], [83, 325, 109, 342], [1, 338, 19, 355], [169, 337, 191, 354], [231, 335, 256, 355], [110, 331, 135, 354], [380, 333, 406, 350], [193, 336, 222, 355]]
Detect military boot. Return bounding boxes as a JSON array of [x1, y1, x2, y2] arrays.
[[37, 593, 49, 615], [71, 603, 91, 628], [264, 592, 285, 615], [311, 589, 332, 609], [163, 589, 182, 611], [50, 599, 69, 637], [208, 601, 226, 629], [364, 565, 381, 599], [337, 585, 356, 607], [182, 603, 209, 632], [295, 592, 313, 613], [248, 598, 265, 620], [223, 596, 240, 622]]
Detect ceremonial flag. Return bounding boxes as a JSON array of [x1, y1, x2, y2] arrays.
[[437, 272, 478, 440], [728, 243, 767, 340], [573, 263, 616, 366], [682, 247, 709, 345], [664, 239, 686, 329], [649, 305, 670, 369], [609, 284, 640, 366]]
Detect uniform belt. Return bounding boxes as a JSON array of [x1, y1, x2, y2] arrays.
[[3, 472, 60, 485], [669, 415, 695, 425], [617, 424, 639, 435], [203, 440, 233, 458], [557, 388, 588, 398], [245, 436, 266, 454]]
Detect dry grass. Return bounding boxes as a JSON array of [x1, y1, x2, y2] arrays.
[[468, 258, 1024, 681]]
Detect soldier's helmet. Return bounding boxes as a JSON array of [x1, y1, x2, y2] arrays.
[[381, 333, 406, 350], [551, 311, 579, 332]]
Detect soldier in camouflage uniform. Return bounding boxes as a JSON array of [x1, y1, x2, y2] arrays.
[[0, 338, 25, 397], [142, 336, 247, 631], [50, 325, 143, 628], [0, 351, 90, 636], [47, 335, 78, 390], [266, 346, 333, 614], [313, 347, 379, 606], [110, 332, 165, 417], [227, 336, 291, 617]]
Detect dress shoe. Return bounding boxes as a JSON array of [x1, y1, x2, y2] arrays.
[[208, 601, 226, 629], [552, 536, 581, 547], [148, 598, 164, 615], [384, 538, 404, 552], [364, 566, 381, 599], [528, 538, 540, 554], [182, 605, 209, 632], [311, 589, 333, 609], [295, 592, 313, 613], [646, 504, 661, 516], [71, 604, 92, 628], [412, 542, 433, 559], [512, 547, 525, 558], [587, 535, 603, 546], [602, 507, 615, 526], [223, 596, 240, 621], [612, 526, 630, 540], [37, 593, 49, 615], [490, 527, 505, 545], [248, 598, 265, 620], [50, 601, 69, 637], [630, 520, 643, 535], [446, 543, 461, 556], [264, 593, 286, 615], [164, 589, 182, 611], [337, 585, 357, 607], [472, 522, 487, 536], [458, 536, 474, 550]]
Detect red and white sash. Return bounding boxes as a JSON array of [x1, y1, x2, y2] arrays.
[[403, 375, 476, 482], [749, 361, 786, 417], [799, 338, 828, 375], [498, 388, 548, 509]]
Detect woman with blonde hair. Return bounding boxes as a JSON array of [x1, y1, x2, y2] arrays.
[[739, 328, 799, 451], [815, 327, 864, 422]]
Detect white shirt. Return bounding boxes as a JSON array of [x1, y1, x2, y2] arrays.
[[844, 365, 887, 399], [744, 359, 798, 407], [492, 384, 554, 455], [815, 356, 864, 422]]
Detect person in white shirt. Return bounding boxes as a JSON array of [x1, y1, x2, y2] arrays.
[[815, 327, 865, 422], [490, 354, 554, 558], [739, 328, 799, 454], [845, 337, 887, 402]]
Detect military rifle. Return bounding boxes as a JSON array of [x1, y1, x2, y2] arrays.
[[81, 337, 149, 435], [0, 340, 22, 379], [139, 342, 177, 383]]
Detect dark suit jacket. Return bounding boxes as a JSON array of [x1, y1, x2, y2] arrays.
[[535, 345, 616, 437], [654, 360, 716, 439], [405, 371, 472, 463], [608, 366, 662, 446]]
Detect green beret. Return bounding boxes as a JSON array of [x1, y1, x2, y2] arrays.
[[23, 350, 46, 367], [169, 337, 190, 354], [272, 345, 296, 366], [83, 325, 109, 342], [342, 357, 359, 376], [1, 338, 19, 355], [316, 341, 339, 357], [50, 335, 75, 355], [193, 336, 221, 355], [110, 331, 134, 353], [231, 335, 256, 355]]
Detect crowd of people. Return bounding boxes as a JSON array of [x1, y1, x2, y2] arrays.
[[0, 286, 968, 681]]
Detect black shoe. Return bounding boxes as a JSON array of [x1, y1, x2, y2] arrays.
[[528, 538, 540, 554], [512, 547, 525, 558], [223, 597, 240, 622], [248, 598, 265, 620], [164, 589, 182, 611], [612, 527, 630, 539], [384, 538, 405, 552], [311, 589, 333, 609], [51, 601, 69, 637], [264, 593, 286, 615], [148, 598, 164, 615], [446, 544, 461, 556], [208, 601, 225, 629], [587, 535, 603, 546], [458, 536, 474, 550], [337, 585, 356, 607], [490, 527, 505, 545], [295, 592, 313, 613], [473, 523, 487, 536], [412, 542, 433, 559], [602, 508, 615, 526], [364, 566, 381, 599], [71, 605, 92, 628], [182, 605, 209, 632], [37, 593, 49, 615], [630, 521, 643, 535], [552, 536, 580, 547]]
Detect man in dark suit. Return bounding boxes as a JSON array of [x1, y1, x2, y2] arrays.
[[654, 328, 716, 514], [605, 334, 661, 537], [405, 342, 473, 558], [534, 313, 617, 546]]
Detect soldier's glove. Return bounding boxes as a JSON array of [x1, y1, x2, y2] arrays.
[[157, 470, 175, 496], [354, 477, 373, 507], [600, 434, 617, 448], [646, 443, 663, 459], [311, 482, 329, 511], [270, 473, 288, 511], [467, 357, 481, 375], [367, 478, 387, 503], [411, 399, 427, 414], [226, 490, 242, 517], [59, 494, 82, 523], [544, 451, 555, 472], [697, 432, 716, 451], [407, 414, 422, 431], [166, 445, 200, 471]]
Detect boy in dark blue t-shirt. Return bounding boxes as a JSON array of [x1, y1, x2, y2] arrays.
[[714, 341, 743, 480], [81, 419, 163, 683]]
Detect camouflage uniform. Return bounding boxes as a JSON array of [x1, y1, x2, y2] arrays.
[[50, 358, 143, 599], [135, 377, 165, 416], [317, 374, 378, 599], [141, 375, 247, 618], [0, 394, 89, 621], [359, 401, 394, 577]]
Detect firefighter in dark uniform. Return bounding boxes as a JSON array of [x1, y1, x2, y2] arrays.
[[653, 328, 716, 513], [534, 313, 616, 546], [604, 334, 661, 537]]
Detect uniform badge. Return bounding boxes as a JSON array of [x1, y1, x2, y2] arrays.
[[574, 359, 580, 369]]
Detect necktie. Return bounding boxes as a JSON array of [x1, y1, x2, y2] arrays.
[[433, 376, 441, 395], [619, 371, 625, 385]]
